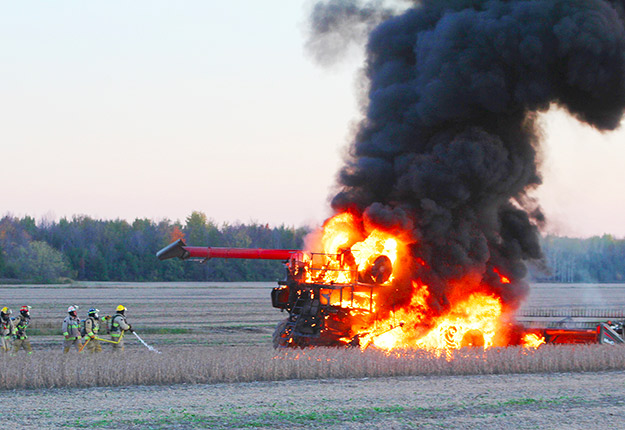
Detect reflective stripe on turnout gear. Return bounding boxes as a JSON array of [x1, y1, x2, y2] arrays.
[[15, 316, 29, 339], [84, 317, 99, 338], [110, 313, 129, 337], [0, 317, 14, 337], [62, 315, 81, 339]]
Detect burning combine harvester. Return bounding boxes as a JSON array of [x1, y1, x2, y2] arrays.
[[156, 213, 624, 352], [157, 0, 625, 352]]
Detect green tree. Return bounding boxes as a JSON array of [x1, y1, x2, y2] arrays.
[[0, 243, 6, 277], [12, 241, 71, 283]]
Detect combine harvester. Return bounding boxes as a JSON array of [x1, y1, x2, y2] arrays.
[[157, 239, 392, 348], [157, 239, 625, 349]]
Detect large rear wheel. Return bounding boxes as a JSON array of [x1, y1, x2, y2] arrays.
[[272, 318, 289, 349]]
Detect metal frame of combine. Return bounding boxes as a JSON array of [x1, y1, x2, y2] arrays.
[[270, 251, 381, 348], [517, 307, 625, 345], [157, 239, 388, 348]]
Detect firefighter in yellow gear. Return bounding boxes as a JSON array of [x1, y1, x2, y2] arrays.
[[13, 306, 32, 354], [1, 307, 15, 353], [82, 308, 110, 353], [63, 305, 83, 353], [110, 305, 132, 351]]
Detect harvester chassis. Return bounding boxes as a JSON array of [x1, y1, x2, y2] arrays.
[[157, 239, 383, 348]]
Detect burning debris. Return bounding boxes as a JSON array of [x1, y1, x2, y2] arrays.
[[160, 0, 625, 353]]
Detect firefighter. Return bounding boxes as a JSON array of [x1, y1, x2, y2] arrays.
[[13, 306, 32, 354], [110, 305, 133, 352], [82, 308, 109, 353], [1, 307, 15, 353], [62, 305, 83, 353]]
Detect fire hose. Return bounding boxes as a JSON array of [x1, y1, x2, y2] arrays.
[[78, 331, 125, 352], [77, 330, 159, 353], [95, 330, 125, 344], [78, 337, 90, 353]]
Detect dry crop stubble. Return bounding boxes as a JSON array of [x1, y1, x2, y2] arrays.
[[2, 344, 625, 390]]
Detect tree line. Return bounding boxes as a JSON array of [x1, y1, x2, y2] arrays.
[[0, 212, 308, 283], [530, 235, 625, 283], [1, 213, 624, 283]]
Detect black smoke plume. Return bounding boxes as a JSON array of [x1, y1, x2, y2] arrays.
[[306, 0, 395, 65], [309, 0, 625, 311]]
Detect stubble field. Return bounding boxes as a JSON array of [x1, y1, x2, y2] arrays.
[[2, 281, 625, 429]]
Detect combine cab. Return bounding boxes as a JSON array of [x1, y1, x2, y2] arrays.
[[157, 239, 393, 348]]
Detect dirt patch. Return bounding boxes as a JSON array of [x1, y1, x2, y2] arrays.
[[2, 370, 624, 429]]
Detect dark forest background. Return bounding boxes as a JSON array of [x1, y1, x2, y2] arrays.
[[0, 212, 623, 284]]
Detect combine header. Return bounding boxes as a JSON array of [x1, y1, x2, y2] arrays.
[[157, 239, 393, 348], [518, 308, 625, 345]]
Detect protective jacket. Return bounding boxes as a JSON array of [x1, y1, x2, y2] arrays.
[[1, 316, 15, 352], [82, 316, 106, 353], [14, 315, 29, 340], [1, 316, 14, 337], [62, 315, 81, 340], [110, 313, 130, 338], [83, 317, 100, 339]]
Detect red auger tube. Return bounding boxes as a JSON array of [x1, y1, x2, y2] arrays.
[[183, 246, 298, 260], [156, 239, 299, 261]]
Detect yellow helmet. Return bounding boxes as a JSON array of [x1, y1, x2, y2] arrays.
[[1, 307, 10, 315], [116, 305, 126, 312]]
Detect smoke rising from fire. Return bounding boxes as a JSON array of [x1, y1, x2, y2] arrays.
[[308, 0, 625, 311], [306, 0, 395, 66]]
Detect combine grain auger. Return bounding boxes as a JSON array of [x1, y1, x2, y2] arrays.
[[157, 239, 393, 348]]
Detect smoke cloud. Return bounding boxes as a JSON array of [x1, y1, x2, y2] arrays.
[[309, 0, 625, 310], [306, 0, 397, 65]]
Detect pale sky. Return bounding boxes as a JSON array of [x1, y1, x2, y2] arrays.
[[2, 1, 625, 238]]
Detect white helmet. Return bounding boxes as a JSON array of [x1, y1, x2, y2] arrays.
[[67, 305, 79, 313]]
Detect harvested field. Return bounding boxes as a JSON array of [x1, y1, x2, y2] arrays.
[[0, 282, 282, 350], [2, 370, 625, 429], [2, 282, 625, 428]]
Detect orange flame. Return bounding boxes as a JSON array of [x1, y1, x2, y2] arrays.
[[494, 268, 510, 284], [361, 291, 504, 352], [522, 332, 546, 348], [308, 212, 403, 286], [303, 211, 539, 353]]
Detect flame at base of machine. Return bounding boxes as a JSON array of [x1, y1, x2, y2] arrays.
[[357, 285, 506, 353], [521, 332, 546, 349], [309, 212, 544, 354]]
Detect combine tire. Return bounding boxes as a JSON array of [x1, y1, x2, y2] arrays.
[[272, 318, 289, 349], [461, 329, 485, 347]]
